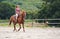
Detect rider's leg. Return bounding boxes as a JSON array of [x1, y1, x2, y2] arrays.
[[16, 13, 18, 22]]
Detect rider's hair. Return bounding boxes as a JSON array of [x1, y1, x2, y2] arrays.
[[16, 5, 20, 8]]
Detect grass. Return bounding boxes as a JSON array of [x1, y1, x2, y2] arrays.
[[0, 19, 33, 26], [0, 19, 33, 22], [0, 20, 9, 27], [0, 20, 9, 23], [0, 22, 51, 28], [0, 23, 10, 27]]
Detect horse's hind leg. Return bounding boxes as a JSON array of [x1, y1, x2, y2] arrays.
[[18, 24, 21, 31], [13, 23, 17, 31]]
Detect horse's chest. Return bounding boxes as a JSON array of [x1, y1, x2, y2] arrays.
[[17, 18, 23, 22]]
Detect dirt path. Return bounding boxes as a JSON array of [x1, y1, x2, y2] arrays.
[[0, 26, 60, 39]]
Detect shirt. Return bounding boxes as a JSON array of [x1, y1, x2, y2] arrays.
[[15, 8, 20, 14]]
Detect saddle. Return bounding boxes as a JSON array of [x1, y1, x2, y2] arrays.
[[13, 15, 16, 20], [13, 14, 21, 20]]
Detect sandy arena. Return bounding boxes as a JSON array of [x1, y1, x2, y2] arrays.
[[0, 26, 60, 39]]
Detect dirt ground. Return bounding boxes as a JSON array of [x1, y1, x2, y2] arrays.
[[0, 26, 60, 39]]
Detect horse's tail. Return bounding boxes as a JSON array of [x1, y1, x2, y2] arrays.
[[9, 20, 11, 25], [9, 17, 12, 25]]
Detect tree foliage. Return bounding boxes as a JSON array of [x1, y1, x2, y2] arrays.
[[0, 0, 60, 21], [0, 2, 15, 19], [36, 0, 60, 27]]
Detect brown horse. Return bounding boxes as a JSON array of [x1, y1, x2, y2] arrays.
[[9, 11, 26, 32]]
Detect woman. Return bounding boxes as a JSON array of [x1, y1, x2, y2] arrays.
[[15, 5, 20, 22]]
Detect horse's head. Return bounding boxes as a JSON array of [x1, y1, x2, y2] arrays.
[[20, 10, 26, 18], [18, 10, 26, 19]]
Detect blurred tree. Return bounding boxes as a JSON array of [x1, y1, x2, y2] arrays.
[[0, 2, 15, 19], [42, 0, 60, 18], [36, 0, 60, 27], [0, 0, 4, 2]]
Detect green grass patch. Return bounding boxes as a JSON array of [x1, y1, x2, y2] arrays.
[[0, 23, 9, 27], [0, 20, 53, 28], [0, 19, 33, 23], [0, 22, 52, 28], [0, 20, 9, 23]]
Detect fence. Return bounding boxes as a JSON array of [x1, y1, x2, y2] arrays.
[[0, 19, 60, 27], [31, 19, 60, 27]]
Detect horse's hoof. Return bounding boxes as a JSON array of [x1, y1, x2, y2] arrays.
[[16, 30, 18, 32], [23, 30, 25, 32], [17, 30, 20, 32], [18, 30, 19, 31], [18, 29, 20, 31], [13, 29, 15, 31], [23, 31, 25, 32], [13, 30, 17, 32]]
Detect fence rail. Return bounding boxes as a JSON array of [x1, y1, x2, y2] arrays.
[[34, 19, 60, 20], [31, 19, 60, 26], [33, 19, 60, 24]]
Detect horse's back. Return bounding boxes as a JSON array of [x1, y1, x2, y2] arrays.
[[10, 15, 16, 18], [10, 15, 16, 21]]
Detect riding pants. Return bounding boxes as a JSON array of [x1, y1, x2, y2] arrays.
[[16, 13, 18, 20]]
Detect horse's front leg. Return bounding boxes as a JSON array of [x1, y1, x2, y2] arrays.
[[18, 24, 21, 31], [22, 23, 25, 32]]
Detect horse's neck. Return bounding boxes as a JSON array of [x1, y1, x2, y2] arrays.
[[18, 14, 23, 18], [17, 13, 24, 19]]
